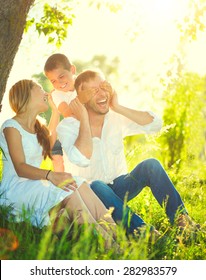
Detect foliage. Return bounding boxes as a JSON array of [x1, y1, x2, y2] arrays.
[[75, 55, 120, 78], [177, 0, 206, 41], [159, 73, 206, 172], [25, 2, 75, 47], [88, 0, 123, 13], [24, 0, 124, 48]]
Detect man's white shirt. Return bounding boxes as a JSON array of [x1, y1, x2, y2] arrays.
[[57, 111, 162, 184]]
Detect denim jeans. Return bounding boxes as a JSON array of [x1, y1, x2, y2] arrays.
[[90, 158, 187, 234]]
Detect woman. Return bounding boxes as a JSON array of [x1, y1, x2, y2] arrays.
[[0, 79, 116, 245]]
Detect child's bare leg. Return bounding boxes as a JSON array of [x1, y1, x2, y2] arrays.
[[52, 155, 64, 172]]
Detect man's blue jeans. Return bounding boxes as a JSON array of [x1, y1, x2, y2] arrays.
[[90, 158, 187, 234]]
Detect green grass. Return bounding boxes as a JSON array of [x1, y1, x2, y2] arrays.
[[0, 154, 206, 260]]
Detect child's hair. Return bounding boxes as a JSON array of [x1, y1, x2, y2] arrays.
[[74, 70, 104, 92], [9, 79, 52, 159], [44, 53, 72, 73]]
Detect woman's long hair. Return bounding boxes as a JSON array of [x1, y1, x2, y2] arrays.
[[9, 79, 52, 159]]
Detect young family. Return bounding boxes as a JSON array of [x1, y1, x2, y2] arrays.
[[0, 53, 198, 247]]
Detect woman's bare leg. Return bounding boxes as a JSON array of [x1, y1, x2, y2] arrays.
[[65, 185, 116, 242], [77, 183, 115, 225], [51, 185, 116, 247]]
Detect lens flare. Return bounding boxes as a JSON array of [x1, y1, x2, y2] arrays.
[[0, 228, 19, 252]]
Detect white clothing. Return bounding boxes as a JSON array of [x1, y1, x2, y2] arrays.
[[52, 90, 76, 109], [57, 110, 162, 184], [0, 119, 84, 228]]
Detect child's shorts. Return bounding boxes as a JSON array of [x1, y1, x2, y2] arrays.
[[52, 140, 63, 156]]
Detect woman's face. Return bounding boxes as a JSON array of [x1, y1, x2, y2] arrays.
[[30, 84, 48, 113]]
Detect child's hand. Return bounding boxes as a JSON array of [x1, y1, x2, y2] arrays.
[[78, 84, 98, 104]]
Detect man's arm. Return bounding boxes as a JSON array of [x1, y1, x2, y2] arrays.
[[100, 80, 156, 126], [58, 102, 73, 118], [110, 92, 154, 125], [69, 98, 93, 159], [57, 117, 91, 167]]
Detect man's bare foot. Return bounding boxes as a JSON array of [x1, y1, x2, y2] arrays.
[[176, 214, 200, 231]]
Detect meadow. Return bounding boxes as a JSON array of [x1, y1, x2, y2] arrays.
[[0, 144, 206, 260]]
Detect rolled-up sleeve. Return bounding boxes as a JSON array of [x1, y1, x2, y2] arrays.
[[142, 111, 162, 133], [121, 111, 162, 137], [56, 118, 90, 167]]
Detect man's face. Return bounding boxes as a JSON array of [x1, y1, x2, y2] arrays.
[[83, 76, 110, 115], [45, 66, 75, 92]]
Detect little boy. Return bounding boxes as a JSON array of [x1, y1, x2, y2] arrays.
[[44, 53, 95, 171], [44, 53, 77, 118], [44, 53, 77, 171]]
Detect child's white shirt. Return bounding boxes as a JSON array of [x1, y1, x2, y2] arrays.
[[52, 89, 77, 110]]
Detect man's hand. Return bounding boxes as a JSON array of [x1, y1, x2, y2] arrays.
[[100, 81, 119, 111], [100, 81, 114, 99], [109, 91, 119, 111], [69, 98, 88, 121]]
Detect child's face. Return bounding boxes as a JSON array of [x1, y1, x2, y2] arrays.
[[46, 66, 75, 92]]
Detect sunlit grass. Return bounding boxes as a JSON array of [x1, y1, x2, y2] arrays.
[[0, 147, 206, 260]]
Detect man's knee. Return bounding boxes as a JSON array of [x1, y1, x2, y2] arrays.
[[142, 158, 162, 171], [90, 181, 118, 208], [90, 180, 109, 193]]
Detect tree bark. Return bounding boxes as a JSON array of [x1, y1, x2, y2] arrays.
[[0, 0, 35, 112]]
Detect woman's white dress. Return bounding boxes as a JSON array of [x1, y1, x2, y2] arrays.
[[0, 119, 84, 228]]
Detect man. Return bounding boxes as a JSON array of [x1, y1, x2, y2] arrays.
[[57, 69, 194, 233]]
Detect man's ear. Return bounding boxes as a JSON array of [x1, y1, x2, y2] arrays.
[[71, 65, 76, 75]]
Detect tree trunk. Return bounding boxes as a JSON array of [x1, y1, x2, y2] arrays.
[[0, 0, 35, 112]]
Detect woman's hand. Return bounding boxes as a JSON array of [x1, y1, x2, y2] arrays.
[[47, 171, 78, 192], [47, 91, 59, 114]]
